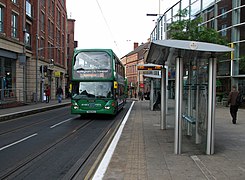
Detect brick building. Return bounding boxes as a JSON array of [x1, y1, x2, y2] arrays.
[[121, 42, 150, 98], [0, 0, 73, 104], [66, 18, 77, 88]]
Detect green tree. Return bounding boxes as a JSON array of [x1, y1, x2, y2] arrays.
[[168, 10, 227, 45]]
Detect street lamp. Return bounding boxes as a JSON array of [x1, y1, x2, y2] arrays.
[[146, 0, 162, 40]]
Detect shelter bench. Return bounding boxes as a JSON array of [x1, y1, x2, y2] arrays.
[[182, 114, 196, 136]]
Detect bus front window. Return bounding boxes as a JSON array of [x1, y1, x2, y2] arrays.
[[72, 82, 113, 99]]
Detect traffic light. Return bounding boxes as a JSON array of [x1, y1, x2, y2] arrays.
[[43, 65, 48, 72], [39, 65, 48, 73], [39, 65, 43, 73]]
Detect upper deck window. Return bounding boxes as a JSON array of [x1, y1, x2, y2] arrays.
[[73, 51, 112, 79], [74, 51, 111, 70]]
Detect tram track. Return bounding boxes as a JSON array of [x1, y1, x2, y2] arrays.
[[0, 102, 131, 179], [0, 108, 71, 136], [0, 119, 94, 179], [69, 105, 129, 179]]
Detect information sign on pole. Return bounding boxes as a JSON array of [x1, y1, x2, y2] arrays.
[[137, 64, 162, 71]]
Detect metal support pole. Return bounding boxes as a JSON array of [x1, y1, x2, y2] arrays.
[[41, 65, 44, 102], [35, 0, 40, 103], [160, 68, 166, 130], [150, 79, 154, 110], [138, 70, 140, 97], [187, 64, 191, 135], [174, 57, 183, 154], [206, 57, 216, 155], [195, 59, 201, 144], [165, 65, 168, 114]]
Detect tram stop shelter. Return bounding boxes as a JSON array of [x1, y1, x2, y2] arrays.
[[137, 64, 162, 111], [145, 39, 233, 155]]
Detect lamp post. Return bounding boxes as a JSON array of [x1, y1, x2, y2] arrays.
[[37, 46, 61, 102], [146, 0, 162, 40]]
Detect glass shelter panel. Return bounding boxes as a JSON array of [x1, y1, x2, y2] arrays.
[[182, 52, 209, 152]]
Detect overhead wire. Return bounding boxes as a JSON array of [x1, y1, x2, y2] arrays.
[[95, 0, 122, 55]]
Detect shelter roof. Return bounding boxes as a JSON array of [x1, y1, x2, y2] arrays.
[[146, 39, 233, 66]]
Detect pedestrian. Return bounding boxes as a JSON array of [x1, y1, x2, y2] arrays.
[[56, 86, 63, 103], [45, 85, 51, 103], [153, 91, 161, 111], [141, 91, 144, 101], [228, 85, 239, 124], [138, 91, 142, 101]]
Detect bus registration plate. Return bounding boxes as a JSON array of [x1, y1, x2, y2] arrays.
[[87, 110, 96, 113]]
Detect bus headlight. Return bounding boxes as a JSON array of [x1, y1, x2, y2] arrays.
[[73, 105, 79, 109], [104, 101, 115, 110], [72, 102, 79, 109]]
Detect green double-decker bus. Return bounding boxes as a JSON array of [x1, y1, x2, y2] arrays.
[[71, 49, 127, 115]]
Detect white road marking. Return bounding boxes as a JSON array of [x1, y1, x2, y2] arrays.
[[191, 155, 216, 180], [50, 118, 73, 129], [92, 101, 135, 180], [0, 133, 38, 151], [238, 166, 245, 172]]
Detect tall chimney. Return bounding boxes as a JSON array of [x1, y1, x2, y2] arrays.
[[134, 42, 139, 50]]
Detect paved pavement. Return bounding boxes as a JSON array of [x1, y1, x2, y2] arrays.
[[103, 100, 245, 180], [1, 99, 245, 179]]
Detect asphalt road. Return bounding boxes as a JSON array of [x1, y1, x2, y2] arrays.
[[0, 104, 130, 179]]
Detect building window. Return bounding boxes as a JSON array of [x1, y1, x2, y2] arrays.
[[67, 47, 70, 58], [11, 13, 18, 38], [48, 20, 54, 39], [62, 34, 64, 48], [57, 9, 61, 28], [41, 12, 45, 31], [51, 22, 54, 38], [25, 23, 31, 47], [67, 34, 70, 43], [57, 49, 61, 64], [221, 8, 227, 19], [0, 6, 3, 33], [62, 16, 66, 31], [62, 51, 64, 65], [221, 24, 227, 37], [51, 1, 54, 17], [12, 0, 17, 4], [40, 38, 45, 57], [56, 29, 60, 45], [41, 0, 45, 7], [26, 1, 32, 18]]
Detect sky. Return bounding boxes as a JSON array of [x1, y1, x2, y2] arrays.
[[66, 0, 179, 58]]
